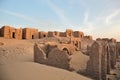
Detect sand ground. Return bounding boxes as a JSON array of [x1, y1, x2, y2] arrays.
[[0, 38, 91, 80]]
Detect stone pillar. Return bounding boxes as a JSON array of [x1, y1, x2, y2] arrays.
[[109, 42, 117, 69], [87, 41, 102, 80], [101, 44, 110, 80], [117, 42, 120, 57], [87, 41, 111, 80]]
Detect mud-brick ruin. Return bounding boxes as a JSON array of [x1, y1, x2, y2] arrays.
[[0, 25, 120, 80], [0, 25, 92, 50], [0, 25, 22, 39], [34, 32, 120, 80], [87, 38, 118, 80], [22, 28, 39, 39]]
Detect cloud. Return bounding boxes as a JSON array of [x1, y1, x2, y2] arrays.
[[83, 11, 89, 24], [0, 9, 53, 30], [45, 0, 73, 27], [105, 9, 120, 24], [80, 11, 95, 35], [69, 0, 88, 10], [0, 9, 38, 24]]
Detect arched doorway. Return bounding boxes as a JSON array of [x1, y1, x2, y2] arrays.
[[63, 48, 70, 55]]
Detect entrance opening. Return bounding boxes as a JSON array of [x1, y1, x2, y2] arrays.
[[32, 35, 34, 39], [12, 32, 15, 38], [43, 35, 46, 37], [81, 34, 83, 38], [63, 48, 70, 55], [55, 32, 57, 35]]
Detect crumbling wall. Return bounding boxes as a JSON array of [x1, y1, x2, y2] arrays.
[[81, 36, 94, 50], [117, 42, 120, 57], [87, 41, 110, 80], [97, 38, 117, 69], [34, 43, 71, 69], [108, 40, 117, 69], [73, 31, 84, 38], [71, 37, 81, 50], [81, 37, 94, 55], [48, 31, 59, 37], [59, 32, 66, 37], [15, 29, 22, 39], [84, 35, 92, 40], [34, 43, 47, 64], [87, 41, 103, 80], [57, 37, 70, 44], [39, 31, 48, 38], [47, 48, 70, 69], [66, 29, 73, 38], [22, 28, 38, 39], [87, 38, 118, 80], [0, 26, 22, 39], [34, 42, 89, 71], [57, 44, 76, 55]]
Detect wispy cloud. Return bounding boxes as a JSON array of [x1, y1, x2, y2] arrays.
[[0, 9, 38, 24], [0, 9, 53, 30], [105, 9, 120, 24], [80, 11, 95, 35], [45, 0, 73, 27], [83, 11, 89, 24]]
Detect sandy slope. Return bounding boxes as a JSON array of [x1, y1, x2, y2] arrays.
[[0, 38, 34, 64], [0, 62, 91, 80], [0, 38, 91, 80], [70, 51, 89, 71]]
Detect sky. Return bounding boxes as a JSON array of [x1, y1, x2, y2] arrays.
[[0, 0, 120, 41]]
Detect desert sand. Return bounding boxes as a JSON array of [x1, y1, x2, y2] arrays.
[[0, 62, 91, 80], [0, 38, 91, 80]]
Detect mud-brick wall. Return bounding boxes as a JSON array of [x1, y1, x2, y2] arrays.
[[87, 41, 111, 80], [48, 31, 60, 37], [2, 26, 11, 38], [59, 32, 66, 37], [73, 31, 84, 38], [22, 28, 38, 39], [0, 26, 22, 39], [15, 29, 22, 39], [117, 42, 120, 57], [66, 29, 73, 38], [0, 28, 1, 37], [39, 31, 47, 38], [71, 37, 81, 50], [87, 41, 102, 80]]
